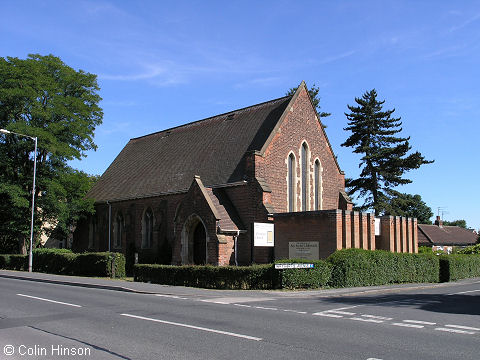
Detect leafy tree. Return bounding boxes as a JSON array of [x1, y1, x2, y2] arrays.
[[443, 219, 467, 228], [0, 54, 102, 253], [342, 89, 433, 215], [287, 83, 331, 127], [381, 191, 433, 224]]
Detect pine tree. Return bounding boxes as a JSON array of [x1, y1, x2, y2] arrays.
[[342, 89, 433, 215]]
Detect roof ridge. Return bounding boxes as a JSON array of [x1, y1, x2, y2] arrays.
[[131, 95, 292, 141]]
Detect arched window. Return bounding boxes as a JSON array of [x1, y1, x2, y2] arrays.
[[114, 212, 123, 248], [314, 159, 322, 210], [301, 142, 309, 211], [88, 216, 96, 249], [142, 208, 154, 249], [288, 153, 296, 212]]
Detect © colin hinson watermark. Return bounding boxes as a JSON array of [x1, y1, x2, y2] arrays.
[[3, 344, 92, 357]]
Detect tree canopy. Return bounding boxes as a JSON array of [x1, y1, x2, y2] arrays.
[[443, 219, 467, 228], [342, 89, 433, 215], [381, 191, 433, 224], [0, 54, 103, 253]]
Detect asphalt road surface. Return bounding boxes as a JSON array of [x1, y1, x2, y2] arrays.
[[0, 274, 478, 360]]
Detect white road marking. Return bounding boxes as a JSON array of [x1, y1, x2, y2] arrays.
[[327, 310, 356, 315], [392, 322, 424, 328], [120, 313, 262, 341], [447, 289, 480, 295], [233, 304, 251, 308], [403, 320, 436, 325], [16, 293, 82, 308], [445, 324, 480, 331], [201, 300, 228, 305], [313, 312, 343, 318], [362, 315, 393, 321], [155, 294, 181, 299], [283, 309, 307, 314], [351, 317, 384, 323], [327, 305, 360, 311], [254, 306, 278, 311], [435, 327, 475, 335]]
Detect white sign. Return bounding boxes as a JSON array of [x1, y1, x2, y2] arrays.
[[275, 263, 314, 269], [254, 222, 274, 247], [289, 242, 319, 260], [375, 218, 381, 235]]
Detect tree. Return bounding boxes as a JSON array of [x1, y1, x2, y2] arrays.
[[381, 191, 433, 224], [0, 54, 103, 253], [342, 89, 433, 215], [443, 219, 467, 228], [286, 83, 330, 127]]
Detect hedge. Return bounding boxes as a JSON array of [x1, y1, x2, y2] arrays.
[[327, 249, 439, 288], [134, 264, 276, 289], [439, 254, 480, 282], [275, 259, 331, 289], [0, 251, 125, 278]]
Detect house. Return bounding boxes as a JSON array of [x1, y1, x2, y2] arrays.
[[73, 81, 416, 265], [418, 216, 478, 251]]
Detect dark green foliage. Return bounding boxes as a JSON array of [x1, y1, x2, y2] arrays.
[[443, 219, 467, 228], [275, 259, 331, 289], [134, 264, 277, 289], [439, 255, 480, 282], [0, 54, 102, 252], [418, 246, 432, 254], [342, 89, 433, 215], [0, 251, 125, 278], [327, 249, 439, 288], [286, 83, 330, 127], [382, 192, 433, 224], [458, 244, 480, 254]]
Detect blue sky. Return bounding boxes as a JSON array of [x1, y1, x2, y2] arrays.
[[2, 1, 479, 230]]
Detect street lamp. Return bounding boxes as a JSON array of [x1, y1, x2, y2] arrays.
[[0, 128, 38, 273]]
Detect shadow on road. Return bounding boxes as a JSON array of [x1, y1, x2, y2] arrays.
[[321, 294, 480, 316]]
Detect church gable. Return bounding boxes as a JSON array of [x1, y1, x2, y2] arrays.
[[254, 82, 346, 213]]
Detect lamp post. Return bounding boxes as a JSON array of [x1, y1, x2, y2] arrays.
[[0, 129, 38, 272]]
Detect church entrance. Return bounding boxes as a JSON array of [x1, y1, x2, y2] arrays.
[[193, 222, 206, 265], [181, 214, 209, 265]]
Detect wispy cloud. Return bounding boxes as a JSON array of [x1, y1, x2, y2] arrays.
[[317, 50, 356, 64], [448, 12, 480, 33]]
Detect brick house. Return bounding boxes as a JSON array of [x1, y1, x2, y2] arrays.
[[73, 81, 353, 265], [418, 216, 477, 248]]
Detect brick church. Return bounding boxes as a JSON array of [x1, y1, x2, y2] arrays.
[[73, 82, 354, 265]]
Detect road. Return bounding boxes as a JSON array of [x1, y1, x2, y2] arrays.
[[0, 274, 478, 359]]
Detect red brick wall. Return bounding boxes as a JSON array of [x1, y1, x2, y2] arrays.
[[255, 86, 346, 214]]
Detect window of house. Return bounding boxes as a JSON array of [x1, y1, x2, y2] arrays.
[[288, 153, 296, 212], [301, 142, 308, 211], [142, 208, 154, 249], [314, 159, 322, 210], [114, 212, 123, 248]]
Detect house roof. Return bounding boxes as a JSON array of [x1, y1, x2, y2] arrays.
[[417, 224, 478, 246], [88, 95, 292, 202]]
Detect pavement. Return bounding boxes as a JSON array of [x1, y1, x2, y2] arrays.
[[0, 268, 477, 298]]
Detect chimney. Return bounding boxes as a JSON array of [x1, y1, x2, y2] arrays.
[[435, 216, 443, 227]]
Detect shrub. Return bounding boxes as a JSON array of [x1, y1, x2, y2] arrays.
[[275, 259, 331, 289], [439, 254, 480, 282], [0, 251, 125, 278], [458, 244, 480, 254], [73, 252, 125, 278], [327, 249, 439, 288], [134, 264, 276, 289]]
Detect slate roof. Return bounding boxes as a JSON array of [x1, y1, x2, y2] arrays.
[[418, 224, 478, 246], [205, 188, 244, 232], [88, 96, 292, 202]]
